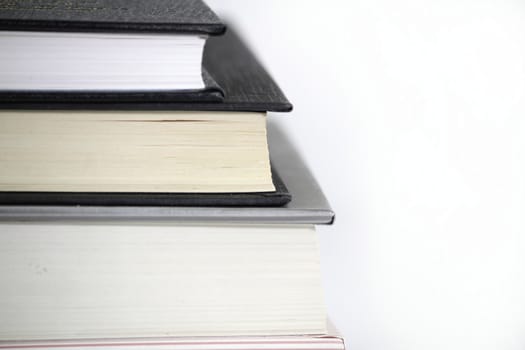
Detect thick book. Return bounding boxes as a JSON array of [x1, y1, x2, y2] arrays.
[[0, 224, 326, 339], [0, 0, 226, 101], [0, 26, 293, 112], [0, 111, 291, 207]]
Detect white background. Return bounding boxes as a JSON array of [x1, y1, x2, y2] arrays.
[[208, 1, 525, 349]]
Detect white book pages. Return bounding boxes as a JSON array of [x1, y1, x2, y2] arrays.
[[0, 31, 206, 90], [0, 223, 326, 340]]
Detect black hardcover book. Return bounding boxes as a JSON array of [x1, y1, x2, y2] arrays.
[[0, 108, 291, 207], [0, 0, 226, 102], [0, 0, 225, 34], [0, 26, 293, 112]]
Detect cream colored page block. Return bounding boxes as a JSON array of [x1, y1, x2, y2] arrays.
[[0, 111, 274, 192], [0, 224, 325, 339]]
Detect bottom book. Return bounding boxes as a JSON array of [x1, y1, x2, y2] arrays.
[[0, 223, 326, 341], [0, 332, 345, 350]]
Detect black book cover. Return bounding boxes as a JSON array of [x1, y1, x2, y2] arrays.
[[0, 26, 293, 112], [0, 0, 226, 103], [0, 0, 225, 34], [0, 169, 291, 207]]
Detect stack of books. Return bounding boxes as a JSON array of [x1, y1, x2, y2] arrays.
[[0, 1, 342, 350]]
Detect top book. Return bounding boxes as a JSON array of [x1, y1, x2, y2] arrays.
[[0, 0, 225, 34], [0, 0, 225, 96]]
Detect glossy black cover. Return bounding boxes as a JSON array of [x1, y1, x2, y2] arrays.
[[0, 0, 225, 34], [0, 170, 291, 207], [0, 27, 293, 112]]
